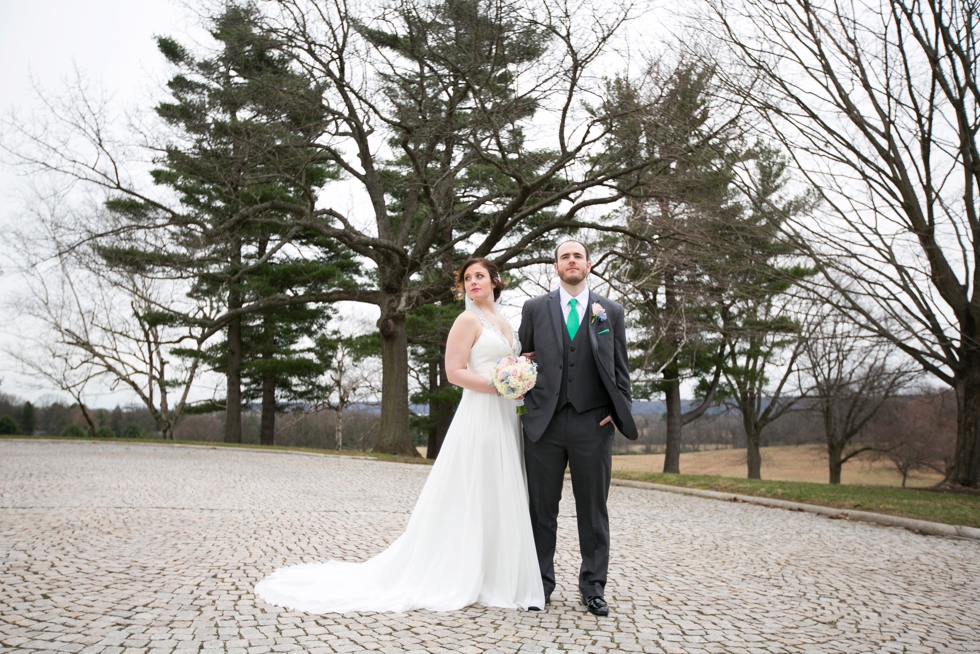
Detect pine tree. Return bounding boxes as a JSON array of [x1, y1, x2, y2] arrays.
[[716, 142, 817, 479], [99, 4, 351, 442], [20, 402, 36, 436], [604, 61, 740, 473]]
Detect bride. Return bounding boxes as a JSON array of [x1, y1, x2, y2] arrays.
[[255, 257, 546, 613]]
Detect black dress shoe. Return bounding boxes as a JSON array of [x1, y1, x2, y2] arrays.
[[582, 595, 609, 616], [546, 594, 552, 605]]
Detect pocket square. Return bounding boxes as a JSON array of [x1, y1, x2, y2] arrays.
[[598, 329, 610, 335]]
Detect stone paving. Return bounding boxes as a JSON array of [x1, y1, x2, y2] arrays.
[[1, 440, 978, 654]]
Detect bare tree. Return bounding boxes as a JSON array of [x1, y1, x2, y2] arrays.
[[706, 0, 980, 487], [258, 0, 669, 455], [719, 291, 809, 479], [869, 391, 957, 486], [8, 338, 101, 439], [313, 332, 380, 451], [8, 207, 209, 441], [799, 309, 916, 484]]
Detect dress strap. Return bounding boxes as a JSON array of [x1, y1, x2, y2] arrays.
[[466, 301, 518, 353], [468, 305, 493, 329]]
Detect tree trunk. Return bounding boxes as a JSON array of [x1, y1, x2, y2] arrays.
[[373, 312, 419, 457], [224, 235, 243, 444], [952, 366, 980, 487], [224, 310, 243, 443], [335, 405, 344, 451], [662, 365, 683, 474], [78, 402, 99, 439], [426, 359, 440, 460], [825, 406, 842, 485], [743, 416, 762, 479], [260, 367, 276, 446], [426, 353, 453, 461], [828, 447, 843, 485], [434, 357, 453, 457]]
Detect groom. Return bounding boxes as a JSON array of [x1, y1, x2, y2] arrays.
[[518, 240, 638, 616]]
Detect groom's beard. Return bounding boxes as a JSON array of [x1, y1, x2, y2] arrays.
[[558, 268, 588, 285]]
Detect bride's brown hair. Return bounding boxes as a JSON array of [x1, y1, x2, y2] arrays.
[[454, 257, 506, 301]]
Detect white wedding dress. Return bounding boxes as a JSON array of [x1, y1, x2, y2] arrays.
[[254, 307, 545, 613]]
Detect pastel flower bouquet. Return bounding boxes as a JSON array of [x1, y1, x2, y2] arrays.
[[489, 355, 538, 414]]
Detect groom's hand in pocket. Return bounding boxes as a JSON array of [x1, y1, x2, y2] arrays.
[[599, 415, 613, 427]]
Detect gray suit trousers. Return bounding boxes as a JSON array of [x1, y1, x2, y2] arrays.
[[524, 403, 614, 599]]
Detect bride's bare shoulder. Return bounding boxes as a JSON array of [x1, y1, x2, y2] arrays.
[[451, 309, 482, 331], [447, 309, 483, 350]]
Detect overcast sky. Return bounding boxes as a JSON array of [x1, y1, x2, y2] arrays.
[[0, 1, 190, 110], [0, 1, 193, 403]]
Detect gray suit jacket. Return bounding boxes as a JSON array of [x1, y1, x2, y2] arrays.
[[518, 289, 638, 442]]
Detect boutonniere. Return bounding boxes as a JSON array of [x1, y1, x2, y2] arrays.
[[590, 302, 607, 324]]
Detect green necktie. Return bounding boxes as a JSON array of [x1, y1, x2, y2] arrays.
[[567, 298, 580, 340]]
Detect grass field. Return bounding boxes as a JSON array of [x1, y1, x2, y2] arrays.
[[611, 444, 946, 488], [423, 442, 977, 526], [424, 443, 943, 487], [611, 471, 980, 528], [611, 445, 977, 528]]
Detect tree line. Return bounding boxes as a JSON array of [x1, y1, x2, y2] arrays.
[[0, 393, 162, 439], [2, 0, 977, 488]]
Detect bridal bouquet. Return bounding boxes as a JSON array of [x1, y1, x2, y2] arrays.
[[489, 355, 538, 415]]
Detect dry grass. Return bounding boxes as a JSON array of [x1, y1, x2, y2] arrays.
[[425, 443, 943, 487], [612, 444, 945, 487]]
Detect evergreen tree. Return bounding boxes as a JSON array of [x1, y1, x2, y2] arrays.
[[99, 4, 353, 443], [109, 406, 124, 437], [0, 415, 18, 435], [207, 243, 358, 446], [20, 402, 36, 435], [716, 142, 817, 479], [604, 61, 741, 473]]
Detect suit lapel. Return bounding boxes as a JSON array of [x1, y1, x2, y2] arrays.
[[587, 292, 598, 352], [588, 291, 614, 378], [547, 290, 565, 351]]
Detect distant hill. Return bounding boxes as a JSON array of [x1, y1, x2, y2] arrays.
[[630, 400, 734, 416]]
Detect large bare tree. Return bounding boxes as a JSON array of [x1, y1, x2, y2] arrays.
[[259, 0, 664, 454], [8, 210, 208, 441], [706, 0, 980, 486], [798, 309, 916, 484]]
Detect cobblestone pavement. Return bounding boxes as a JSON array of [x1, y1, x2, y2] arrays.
[[1, 440, 978, 654]]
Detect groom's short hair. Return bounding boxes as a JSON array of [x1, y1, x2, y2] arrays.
[[555, 240, 590, 263]]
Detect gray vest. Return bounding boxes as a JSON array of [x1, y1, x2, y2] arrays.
[[557, 316, 612, 413]]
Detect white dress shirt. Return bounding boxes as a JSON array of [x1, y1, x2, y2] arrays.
[[559, 285, 590, 328]]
